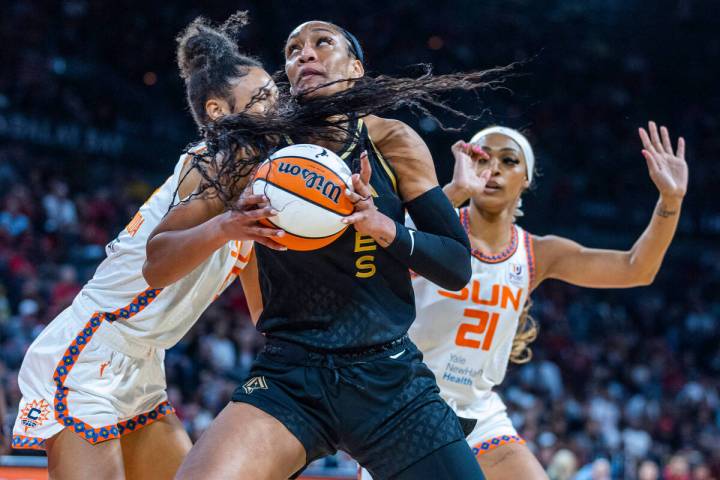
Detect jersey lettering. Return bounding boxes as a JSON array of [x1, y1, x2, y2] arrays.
[[354, 232, 377, 278], [125, 212, 144, 237], [438, 280, 523, 312]]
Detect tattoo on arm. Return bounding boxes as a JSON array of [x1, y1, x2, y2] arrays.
[[655, 204, 678, 218]]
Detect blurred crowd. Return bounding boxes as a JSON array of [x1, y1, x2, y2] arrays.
[[1, 0, 719, 479]]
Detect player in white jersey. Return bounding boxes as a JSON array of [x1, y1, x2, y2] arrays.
[[11, 14, 283, 479], [361, 121, 687, 480]]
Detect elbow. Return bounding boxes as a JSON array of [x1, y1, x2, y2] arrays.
[[142, 260, 168, 289], [451, 264, 473, 290], [628, 268, 657, 287], [636, 271, 657, 286], [444, 277, 470, 292], [439, 257, 472, 291], [143, 235, 168, 288], [626, 253, 659, 286]]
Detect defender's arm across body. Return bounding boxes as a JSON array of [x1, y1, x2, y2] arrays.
[[343, 116, 472, 291]]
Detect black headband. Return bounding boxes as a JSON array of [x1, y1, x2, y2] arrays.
[[339, 28, 364, 64]]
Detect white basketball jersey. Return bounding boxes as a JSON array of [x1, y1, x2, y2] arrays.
[[409, 208, 534, 410], [70, 144, 252, 349]]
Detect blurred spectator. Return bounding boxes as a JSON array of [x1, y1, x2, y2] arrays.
[[0, 195, 30, 237], [665, 454, 691, 480], [547, 448, 578, 480], [638, 460, 660, 480], [42, 180, 78, 234]]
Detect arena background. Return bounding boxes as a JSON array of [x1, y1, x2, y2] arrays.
[[1, 0, 718, 479]]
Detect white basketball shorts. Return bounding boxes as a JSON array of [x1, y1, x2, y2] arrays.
[[12, 305, 172, 450]]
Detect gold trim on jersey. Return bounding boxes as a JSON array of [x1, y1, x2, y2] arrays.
[[368, 136, 398, 193], [340, 119, 363, 160]]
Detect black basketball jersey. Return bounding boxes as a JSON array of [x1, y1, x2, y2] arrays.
[[254, 118, 416, 350]]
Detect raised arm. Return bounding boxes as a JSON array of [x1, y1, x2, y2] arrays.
[[143, 192, 285, 288], [533, 122, 688, 289], [342, 116, 472, 290]]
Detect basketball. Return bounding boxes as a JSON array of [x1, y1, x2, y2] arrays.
[[252, 144, 355, 251]]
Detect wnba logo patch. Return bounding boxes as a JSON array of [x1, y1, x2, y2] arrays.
[[20, 399, 51, 432], [242, 376, 268, 394], [508, 263, 524, 286]]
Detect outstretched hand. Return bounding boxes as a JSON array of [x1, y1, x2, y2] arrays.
[[639, 121, 688, 200], [221, 194, 287, 250]]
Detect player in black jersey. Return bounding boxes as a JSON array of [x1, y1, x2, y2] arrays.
[[168, 21, 483, 479], [145, 21, 507, 479]]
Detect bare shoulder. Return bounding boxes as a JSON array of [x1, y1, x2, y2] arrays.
[[364, 115, 437, 201], [531, 234, 574, 259], [364, 115, 425, 150], [531, 233, 583, 284], [176, 154, 204, 201], [533, 234, 579, 251]]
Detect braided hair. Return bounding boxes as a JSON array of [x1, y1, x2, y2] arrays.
[[188, 63, 516, 208], [176, 11, 262, 129]]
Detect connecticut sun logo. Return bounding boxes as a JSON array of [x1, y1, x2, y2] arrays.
[[20, 399, 51, 432]]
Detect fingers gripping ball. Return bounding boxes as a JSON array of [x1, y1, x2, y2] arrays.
[[252, 144, 355, 251]]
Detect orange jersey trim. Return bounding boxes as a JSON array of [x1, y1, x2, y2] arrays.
[[524, 230, 536, 286], [11, 434, 47, 450], [471, 434, 526, 456], [51, 288, 168, 446]]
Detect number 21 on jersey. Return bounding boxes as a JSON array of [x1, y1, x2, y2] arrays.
[[455, 308, 499, 350]]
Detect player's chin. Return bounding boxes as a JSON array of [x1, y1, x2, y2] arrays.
[[295, 80, 327, 98], [299, 80, 348, 99], [471, 193, 512, 211]]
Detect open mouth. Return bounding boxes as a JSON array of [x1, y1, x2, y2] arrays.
[[485, 181, 502, 191]]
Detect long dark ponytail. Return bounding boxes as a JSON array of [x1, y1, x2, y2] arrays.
[[176, 11, 262, 129], [190, 63, 516, 208]]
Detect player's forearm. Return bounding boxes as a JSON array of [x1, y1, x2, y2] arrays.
[[627, 195, 683, 283], [143, 215, 228, 288], [385, 187, 472, 290]]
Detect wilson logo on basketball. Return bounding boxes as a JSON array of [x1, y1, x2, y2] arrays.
[[277, 162, 343, 204]]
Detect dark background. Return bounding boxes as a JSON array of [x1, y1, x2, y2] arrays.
[[1, 1, 719, 479]]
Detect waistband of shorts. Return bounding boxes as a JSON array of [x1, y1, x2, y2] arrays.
[[262, 334, 411, 366], [93, 321, 159, 358]]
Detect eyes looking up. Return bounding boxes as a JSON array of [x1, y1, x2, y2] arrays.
[[285, 35, 335, 59]]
